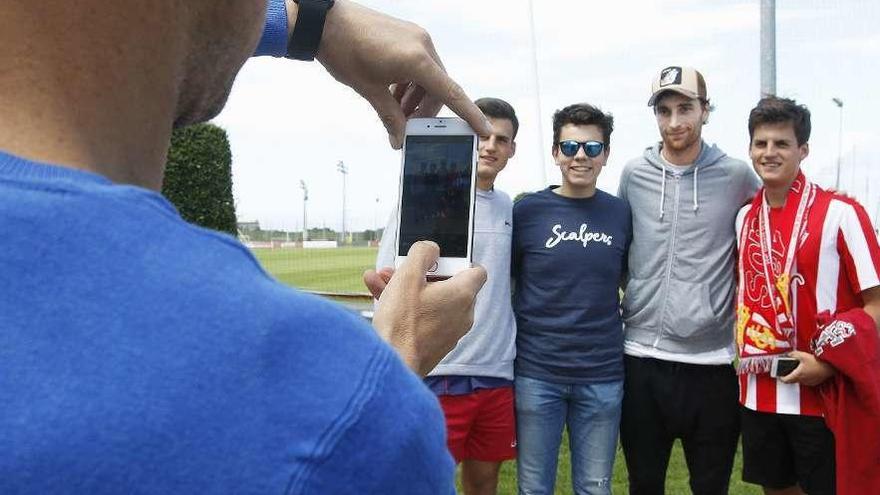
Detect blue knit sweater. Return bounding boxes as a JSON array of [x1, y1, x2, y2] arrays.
[[0, 4, 454, 492]]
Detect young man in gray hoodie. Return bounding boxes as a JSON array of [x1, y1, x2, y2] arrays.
[[617, 66, 761, 494]]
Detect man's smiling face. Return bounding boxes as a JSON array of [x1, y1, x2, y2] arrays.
[[749, 121, 809, 191], [553, 123, 608, 192]]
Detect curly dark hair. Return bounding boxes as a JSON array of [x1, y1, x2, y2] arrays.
[[552, 103, 614, 149], [748, 96, 811, 146], [475, 97, 519, 139]]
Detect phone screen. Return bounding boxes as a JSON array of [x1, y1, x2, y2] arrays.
[[399, 135, 475, 257], [774, 358, 799, 378]]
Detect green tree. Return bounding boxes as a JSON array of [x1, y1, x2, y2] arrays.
[[162, 123, 237, 236], [513, 191, 534, 203]]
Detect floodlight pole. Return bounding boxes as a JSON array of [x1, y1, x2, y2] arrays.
[[337, 161, 348, 244], [527, 0, 547, 185], [832, 98, 844, 190], [760, 0, 776, 96], [299, 180, 308, 241]]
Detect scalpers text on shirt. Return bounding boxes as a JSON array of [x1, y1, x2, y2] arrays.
[[545, 224, 613, 249]]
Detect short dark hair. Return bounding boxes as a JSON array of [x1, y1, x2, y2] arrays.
[[552, 103, 614, 149], [748, 96, 811, 146], [475, 97, 519, 139]]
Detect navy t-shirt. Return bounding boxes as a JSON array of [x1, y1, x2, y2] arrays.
[[512, 187, 632, 383]]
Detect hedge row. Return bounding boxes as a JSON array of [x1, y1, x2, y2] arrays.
[[162, 123, 237, 236]]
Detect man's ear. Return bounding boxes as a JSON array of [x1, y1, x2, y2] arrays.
[[510, 141, 517, 158], [799, 142, 810, 162]]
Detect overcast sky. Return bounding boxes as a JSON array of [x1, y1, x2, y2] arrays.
[[215, 0, 880, 233]]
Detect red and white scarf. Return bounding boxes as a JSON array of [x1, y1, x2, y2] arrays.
[[736, 173, 816, 374]]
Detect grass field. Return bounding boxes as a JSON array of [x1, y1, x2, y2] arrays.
[[486, 435, 760, 494], [251, 246, 378, 293], [251, 246, 762, 494]]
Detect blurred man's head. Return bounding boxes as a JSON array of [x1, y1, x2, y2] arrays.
[[748, 96, 811, 190], [3, 0, 266, 128], [0, 0, 267, 187], [170, 1, 268, 126], [474, 97, 518, 189], [649, 66, 711, 159]]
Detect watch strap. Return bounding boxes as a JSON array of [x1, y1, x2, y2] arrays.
[[286, 0, 335, 61]]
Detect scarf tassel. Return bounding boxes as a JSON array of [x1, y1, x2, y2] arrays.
[[737, 356, 775, 375]]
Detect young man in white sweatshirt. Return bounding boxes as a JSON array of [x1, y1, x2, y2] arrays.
[[375, 97, 519, 495]]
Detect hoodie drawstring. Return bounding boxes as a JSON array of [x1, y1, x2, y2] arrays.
[[658, 163, 700, 220], [659, 160, 667, 220]]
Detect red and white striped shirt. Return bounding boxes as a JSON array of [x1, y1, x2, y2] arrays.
[[735, 186, 880, 415]]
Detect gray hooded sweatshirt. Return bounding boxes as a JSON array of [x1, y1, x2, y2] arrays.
[[617, 141, 760, 354]]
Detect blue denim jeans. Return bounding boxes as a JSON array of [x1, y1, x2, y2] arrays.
[[515, 375, 623, 495]]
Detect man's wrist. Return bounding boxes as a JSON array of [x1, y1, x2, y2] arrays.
[[286, 0, 335, 61], [374, 320, 428, 377], [401, 353, 427, 377]]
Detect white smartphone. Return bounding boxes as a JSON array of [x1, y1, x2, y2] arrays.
[[395, 117, 478, 280], [770, 357, 799, 378]]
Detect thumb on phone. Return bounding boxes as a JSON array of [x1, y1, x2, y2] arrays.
[[372, 241, 486, 376]]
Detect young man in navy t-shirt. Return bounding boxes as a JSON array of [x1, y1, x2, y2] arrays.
[[512, 103, 631, 494]]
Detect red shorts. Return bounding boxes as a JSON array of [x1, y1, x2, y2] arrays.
[[438, 387, 517, 463]]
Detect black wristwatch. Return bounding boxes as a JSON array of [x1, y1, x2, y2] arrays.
[[286, 0, 335, 61]]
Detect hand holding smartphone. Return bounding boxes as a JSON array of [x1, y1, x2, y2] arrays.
[[770, 356, 800, 378], [371, 241, 487, 376], [395, 118, 478, 280]]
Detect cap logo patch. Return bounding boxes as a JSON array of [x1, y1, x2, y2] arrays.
[[659, 67, 682, 87]]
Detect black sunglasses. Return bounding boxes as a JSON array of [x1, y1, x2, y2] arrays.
[[558, 140, 605, 158]]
